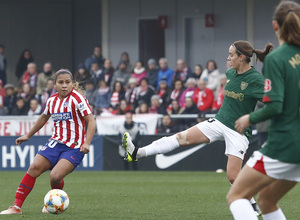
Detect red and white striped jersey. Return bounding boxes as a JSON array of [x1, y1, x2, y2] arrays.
[[43, 89, 92, 148]]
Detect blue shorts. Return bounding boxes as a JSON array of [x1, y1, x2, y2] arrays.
[[38, 139, 85, 168]]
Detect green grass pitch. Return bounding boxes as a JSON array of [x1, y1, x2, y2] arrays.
[[0, 171, 299, 219]]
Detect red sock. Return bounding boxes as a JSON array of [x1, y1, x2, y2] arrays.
[[14, 173, 36, 208], [51, 179, 64, 190]]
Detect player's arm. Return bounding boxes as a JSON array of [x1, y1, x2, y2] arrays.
[[80, 114, 96, 154], [16, 114, 51, 145]]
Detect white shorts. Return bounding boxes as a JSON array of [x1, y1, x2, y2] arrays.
[[196, 118, 249, 160], [247, 151, 300, 182]]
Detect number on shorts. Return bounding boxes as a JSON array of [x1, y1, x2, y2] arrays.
[[48, 140, 58, 148], [207, 118, 215, 123]]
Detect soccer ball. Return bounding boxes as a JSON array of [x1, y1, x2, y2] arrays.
[[44, 189, 69, 214]]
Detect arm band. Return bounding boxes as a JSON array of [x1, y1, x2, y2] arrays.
[[249, 101, 282, 124]]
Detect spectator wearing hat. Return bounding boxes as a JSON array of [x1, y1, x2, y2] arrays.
[[157, 58, 174, 89], [125, 77, 138, 111], [146, 58, 159, 89], [131, 61, 147, 85], [156, 78, 170, 108], [84, 79, 98, 105], [110, 60, 130, 91], [3, 84, 17, 115], [149, 95, 167, 115], [0, 45, 7, 85]]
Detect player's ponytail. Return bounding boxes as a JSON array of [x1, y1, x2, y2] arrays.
[[73, 81, 85, 95], [233, 41, 273, 63], [273, 1, 300, 46], [253, 43, 273, 63]]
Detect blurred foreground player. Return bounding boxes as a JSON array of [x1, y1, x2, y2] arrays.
[[227, 1, 300, 219], [0, 69, 96, 214]]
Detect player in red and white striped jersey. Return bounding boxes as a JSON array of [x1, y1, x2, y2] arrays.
[[1, 69, 96, 215]]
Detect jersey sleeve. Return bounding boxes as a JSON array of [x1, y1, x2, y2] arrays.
[[76, 96, 92, 117], [251, 74, 265, 100], [43, 98, 51, 115], [262, 56, 284, 103]]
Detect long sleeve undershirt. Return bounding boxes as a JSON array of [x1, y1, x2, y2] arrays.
[[249, 101, 283, 124]]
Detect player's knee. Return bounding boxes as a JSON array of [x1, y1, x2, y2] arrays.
[[176, 130, 190, 145], [27, 163, 43, 177], [227, 172, 237, 184], [50, 172, 62, 185]]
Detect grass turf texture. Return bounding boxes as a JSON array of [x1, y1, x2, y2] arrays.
[[0, 171, 299, 219]]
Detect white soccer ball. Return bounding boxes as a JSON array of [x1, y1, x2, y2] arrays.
[[44, 189, 69, 214]]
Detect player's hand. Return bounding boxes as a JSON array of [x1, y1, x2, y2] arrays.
[[235, 114, 250, 134], [15, 135, 29, 145], [80, 143, 90, 154]]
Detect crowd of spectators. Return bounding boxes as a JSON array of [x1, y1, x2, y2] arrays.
[[0, 45, 227, 134]]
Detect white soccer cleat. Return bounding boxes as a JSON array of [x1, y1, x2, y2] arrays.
[[122, 132, 138, 162], [0, 205, 22, 215], [42, 206, 49, 213]]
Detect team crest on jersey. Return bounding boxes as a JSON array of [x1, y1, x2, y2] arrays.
[[240, 81, 248, 90], [264, 79, 272, 92], [78, 102, 86, 111], [63, 101, 69, 108]]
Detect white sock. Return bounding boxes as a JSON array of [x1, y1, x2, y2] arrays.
[[250, 197, 256, 204], [137, 135, 179, 158], [230, 199, 258, 220], [262, 208, 286, 220]]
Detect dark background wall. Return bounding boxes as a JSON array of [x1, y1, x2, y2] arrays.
[[0, 0, 101, 84]]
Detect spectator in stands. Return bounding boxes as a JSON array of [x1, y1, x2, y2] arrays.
[[0, 44, 7, 85], [15, 49, 34, 81], [146, 58, 159, 89], [157, 58, 174, 89], [156, 79, 170, 108], [169, 79, 185, 108], [18, 83, 34, 111], [0, 94, 8, 115], [100, 59, 114, 87], [110, 60, 130, 91], [135, 101, 149, 114], [40, 79, 56, 110], [4, 84, 17, 115], [167, 99, 182, 115], [149, 95, 167, 115], [116, 99, 130, 115], [95, 80, 111, 114], [110, 81, 125, 110], [118, 112, 140, 170], [11, 97, 27, 115], [157, 114, 179, 134], [119, 52, 133, 73], [200, 60, 220, 93], [125, 77, 138, 111], [211, 74, 227, 113], [179, 77, 197, 108], [173, 59, 192, 84], [74, 64, 91, 87], [27, 98, 42, 116], [0, 79, 5, 98], [84, 79, 97, 106], [36, 62, 55, 97], [131, 61, 147, 85], [180, 96, 201, 129], [84, 45, 105, 71], [90, 62, 103, 87], [21, 62, 38, 92], [133, 78, 154, 111], [193, 79, 214, 112], [191, 64, 203, 80]]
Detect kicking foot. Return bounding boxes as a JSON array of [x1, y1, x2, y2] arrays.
[[252, 203, 261, 216], [0, 205, 22, 214], [42, 206, 49, 213], [122, 132, 138, 162]]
